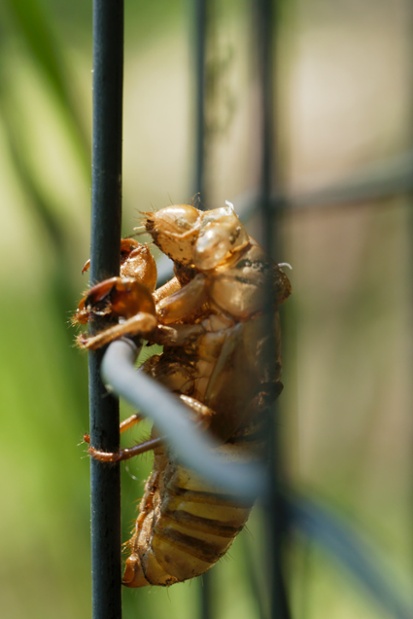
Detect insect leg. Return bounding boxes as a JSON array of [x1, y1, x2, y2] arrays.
[[156, 274, 207, 324], [152, 276, 181, 304], [86, 395, 215, 463], [179, 394, 215, 431], [84, 414, 143, 444], [76, 312, 157, 350], [88, 436, 163, 462], [119, 413, 144, 433], [85, 413, 161, 462], [75, 276, 157, 349]]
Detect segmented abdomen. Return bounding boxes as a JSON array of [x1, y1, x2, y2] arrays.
[[123, 442, 256, 587]]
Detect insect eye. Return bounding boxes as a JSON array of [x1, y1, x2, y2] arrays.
[[194, 214, 249, 270]]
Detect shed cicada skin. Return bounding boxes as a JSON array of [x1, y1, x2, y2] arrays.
[[74, 201, 291, 587]]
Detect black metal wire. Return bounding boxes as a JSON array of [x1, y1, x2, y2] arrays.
[[89, 2, 124, 618], [230, 152, 413, 220], [285, 151, 413, 210], [255, 0, 291, 617], [288, 494, 413, 619], [84, 2, 413, 618], [194, 0, 207, 201], [193, 2, 213, 617]]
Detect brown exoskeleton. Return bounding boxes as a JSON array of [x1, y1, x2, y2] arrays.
[[74, 201, 291, 587]]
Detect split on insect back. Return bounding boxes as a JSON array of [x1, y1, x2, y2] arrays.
[[73, 201, 291, 588]]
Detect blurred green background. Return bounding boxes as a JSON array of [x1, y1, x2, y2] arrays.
[[0, 0, 411, 618]]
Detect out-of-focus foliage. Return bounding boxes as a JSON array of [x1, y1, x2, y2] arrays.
[[0, 0, 411, 618]]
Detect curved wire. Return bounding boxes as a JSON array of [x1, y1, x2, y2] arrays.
[[100, 338, 268, 502]]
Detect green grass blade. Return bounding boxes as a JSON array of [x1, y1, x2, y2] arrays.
[[4, 0, 90, 172]]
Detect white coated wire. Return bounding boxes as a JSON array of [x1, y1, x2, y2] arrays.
[[101, 338, 267, 502]]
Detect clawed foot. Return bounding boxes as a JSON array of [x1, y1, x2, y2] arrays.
[[73, 276, 158, 350], [84, 433, 163, 462]]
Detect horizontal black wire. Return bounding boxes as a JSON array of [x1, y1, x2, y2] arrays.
[[234, 151, 413, 220]]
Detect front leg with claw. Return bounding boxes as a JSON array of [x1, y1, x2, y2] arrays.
[[74, 277, 158, 350]]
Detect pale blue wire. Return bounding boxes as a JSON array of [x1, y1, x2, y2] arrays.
[[101, 338, 267, 502]]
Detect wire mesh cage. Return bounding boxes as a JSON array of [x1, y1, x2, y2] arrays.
[[0, 1, 412, 619], [88, 1, 290, 617], [87, 1, 413, 618]]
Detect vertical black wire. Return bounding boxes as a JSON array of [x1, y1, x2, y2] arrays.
[[194, 0, 207, 203], [255, 0, 291, 618], [408, 4, 413, 591], [194, 2, 214, 618], [89, 1, 124, 618]]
